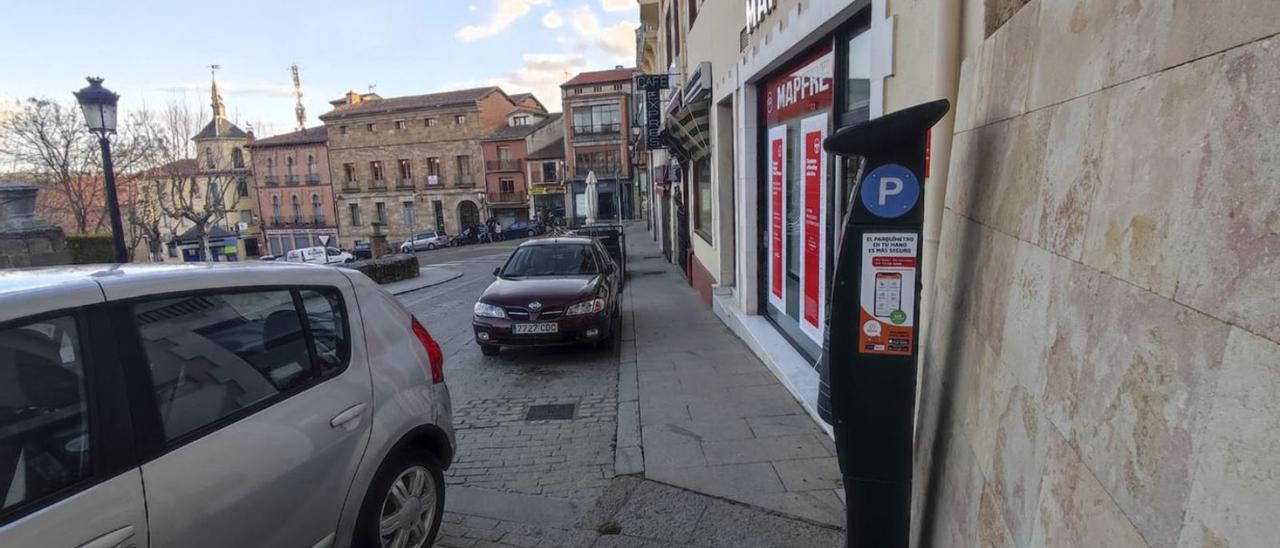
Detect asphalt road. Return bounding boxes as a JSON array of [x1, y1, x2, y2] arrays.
[[395, 237, 621, 504]]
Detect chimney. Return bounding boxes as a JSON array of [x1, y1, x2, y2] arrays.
[[345, 90, 362, 105], [615, 65, 624, 69]]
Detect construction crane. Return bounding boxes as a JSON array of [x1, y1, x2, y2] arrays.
[[291, 63, 305, 131]]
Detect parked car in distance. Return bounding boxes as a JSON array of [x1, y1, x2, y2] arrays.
[[352, 242, 372, 260], [504, 220, 542, 239], [473, 237, 622, 355], [401, 230, 445, 253], [259, 255, 278, 261], [285, 245, 354, 264], [448, 226, 484, 247], [0, 263, 453, 548]]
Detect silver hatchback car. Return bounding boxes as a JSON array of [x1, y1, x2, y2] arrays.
[[0, 263, 453, 548]]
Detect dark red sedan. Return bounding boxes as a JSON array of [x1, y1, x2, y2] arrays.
[[473, 237, 621, 355]]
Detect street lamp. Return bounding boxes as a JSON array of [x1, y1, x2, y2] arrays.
[[74, 77, 128, 263]]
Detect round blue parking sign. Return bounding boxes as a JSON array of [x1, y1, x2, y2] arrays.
[[860, 164, 920, 219]]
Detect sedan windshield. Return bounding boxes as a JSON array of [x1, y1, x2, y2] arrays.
[[501, 244, 599, 276]]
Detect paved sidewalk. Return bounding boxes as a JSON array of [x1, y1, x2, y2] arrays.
[[622, 225, 846, 527], [384, 266, 463, 295]]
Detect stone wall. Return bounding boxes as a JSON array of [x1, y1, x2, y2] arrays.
[[914, 1, 1279, 547]]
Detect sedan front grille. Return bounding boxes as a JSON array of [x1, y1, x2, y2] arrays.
[[505, 307, 530, 319], [536, 308, 564, 320]]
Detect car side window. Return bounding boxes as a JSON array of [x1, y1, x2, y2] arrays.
[[298, 289, 348, 377], [133, 290, 311, 441], [326, 248, 341, 257], [0, 315, 89, 514]]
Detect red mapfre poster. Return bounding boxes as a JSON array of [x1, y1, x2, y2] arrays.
[[802, 129, 822, 327], [768, 126, 786, 307]]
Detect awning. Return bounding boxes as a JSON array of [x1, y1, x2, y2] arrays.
[[661, 62, 712, 160]]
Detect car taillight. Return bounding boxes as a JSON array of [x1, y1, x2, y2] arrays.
[[411, 317, 444, 384]]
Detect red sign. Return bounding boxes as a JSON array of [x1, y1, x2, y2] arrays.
[[764, 43, 834, 126], [770, 135, 784, 300], [802, 129, 822, 327]]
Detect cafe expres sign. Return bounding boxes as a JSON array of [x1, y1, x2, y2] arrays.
[[635, 74, 669, 149], [746, 0, 778, 32]]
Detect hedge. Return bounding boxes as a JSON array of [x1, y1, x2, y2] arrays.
[[346, 253, 419, 284], [65, 233, 115, 264]]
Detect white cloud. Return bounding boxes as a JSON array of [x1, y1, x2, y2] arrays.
[[468, 4, 478, 11], [456, 0, 551, 42], [567, 6, 638, 59], [600, 0, 634, 12], [541, 10, 563, 28], [438, 53, 588, 113]]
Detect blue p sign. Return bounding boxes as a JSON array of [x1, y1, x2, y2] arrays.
[[860, 164, 920, 219]]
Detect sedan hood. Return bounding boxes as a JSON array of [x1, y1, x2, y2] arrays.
[[480, 275, 600, 306]]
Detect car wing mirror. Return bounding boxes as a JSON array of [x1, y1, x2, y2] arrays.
[[493, 267, 501, 276]]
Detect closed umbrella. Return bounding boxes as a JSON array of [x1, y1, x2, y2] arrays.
[[584, 170, 599, 226]]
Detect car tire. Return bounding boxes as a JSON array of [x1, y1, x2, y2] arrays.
[[426, 243, 436, 250], [353, 449, 445, 548], [479, 343, 500, 356]]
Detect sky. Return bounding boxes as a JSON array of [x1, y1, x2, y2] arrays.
[[0, 0, 638, 137]]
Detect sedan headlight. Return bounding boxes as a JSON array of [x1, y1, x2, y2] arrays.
[[474, 302, 507, 318], [565, 298, 606, 316]]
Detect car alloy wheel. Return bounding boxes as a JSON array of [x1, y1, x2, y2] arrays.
[[378, 466, 436, 548]]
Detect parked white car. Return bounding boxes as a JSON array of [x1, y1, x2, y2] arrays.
[[400, 231, 445, 253], [0, 263, 454, 548], [286, 246, 354, 264]]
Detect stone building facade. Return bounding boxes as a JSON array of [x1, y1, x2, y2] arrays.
[[185, 77, 260, 260], [320, 87, 535, 248], [248, 126, 337, 255], [561, 67, 636, 223]]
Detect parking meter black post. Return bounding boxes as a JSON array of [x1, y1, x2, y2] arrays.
[[820, 99, 950, 548], [635, 74, 669, 149]]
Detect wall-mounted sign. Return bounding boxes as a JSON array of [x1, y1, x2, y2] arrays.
[[764, 44, 834, 125], [799, 113, 828, 344], [767, 125, 787, 309], [746, 0, 778, 33], [635, 74, 670, 149]]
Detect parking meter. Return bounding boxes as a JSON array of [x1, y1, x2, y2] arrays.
[[820, 99, 949, 547]]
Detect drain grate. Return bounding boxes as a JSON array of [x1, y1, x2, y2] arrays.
[[526, 404, 576, 421]]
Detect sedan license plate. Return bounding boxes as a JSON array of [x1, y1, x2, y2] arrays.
[[513, 323, 558, 334]]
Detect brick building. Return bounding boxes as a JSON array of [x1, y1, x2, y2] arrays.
[[560, 67, 636, 223], [319, 87, 536, 248], [479, 111, 562, 226], [248, 126, 338, 255]]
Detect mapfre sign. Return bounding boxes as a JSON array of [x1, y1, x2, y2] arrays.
[[746, 0, 778, 32]]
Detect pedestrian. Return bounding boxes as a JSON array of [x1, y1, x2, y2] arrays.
[[495, 221, 504, 241]]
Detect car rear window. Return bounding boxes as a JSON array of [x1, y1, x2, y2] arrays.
[[501, 244, 600, 276]]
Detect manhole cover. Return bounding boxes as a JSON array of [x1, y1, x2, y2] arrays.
[[526, 404, 576, 420]]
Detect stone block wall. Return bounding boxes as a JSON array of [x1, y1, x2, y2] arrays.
[[914, 1, 1279, 546]]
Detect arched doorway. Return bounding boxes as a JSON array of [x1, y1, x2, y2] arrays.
[[457, 200, 480, 231]]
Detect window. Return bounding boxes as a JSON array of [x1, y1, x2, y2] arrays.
[[497, 146, 512, 163], [232, 148, 245, 169], [541, 161, 558, 182], [206, 147, 215, 169], [573, 88, 583, 95], [512, 116, 529, 126], [366, 123, 376, 132], [237, 178, 249, 197], [291, 195, 301, 221], [266, 158, 276, 178], [311, 194, 323, 220], [339, 126, 349, 135], [271, 195, 281, 221], [307, 155, 317, 175], [398, 159, 412, 180], [343, 163, 356, 183], [454, 114, 466, 125], [349, 204, 361, 225], [370, 161, 384, 181], [375, 202, 387, 224], [571, 104, 621, 136], [131, 288, 349, 442], [286, 156, 295, 176], [402, 201, 414, 227], [394, 120, 406, 130], [500, 244, 600, 276], [694, 157, 712, 243], [0, 315, 89, 513], [499, 178, 515, 193], [613, 83, 622, 91], [575, 150, 621, 175], [426, 157, 441, 178], [425, 118, 437, 127], [593, 85, 602, 92], [456, 156, 472, 178], [240, 208, 254, 225]]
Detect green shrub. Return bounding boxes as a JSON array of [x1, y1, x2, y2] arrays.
[[65, 233, 115, 264], [347, 253, 419, 284]]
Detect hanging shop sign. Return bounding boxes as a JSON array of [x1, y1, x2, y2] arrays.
[[636, 74, 670, 149], [798, 112, 828, 344], [767, 125, 787, 309]]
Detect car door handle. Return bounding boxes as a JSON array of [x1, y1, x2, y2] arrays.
[[78, 525, 135, 548], [330, 403, 369, 430]]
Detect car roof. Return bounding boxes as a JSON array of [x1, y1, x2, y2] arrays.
[[519, 237, 594, 247], [0, 262, 353, 323]]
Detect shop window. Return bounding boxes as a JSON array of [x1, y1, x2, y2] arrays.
[[694, 157, 712, 243]]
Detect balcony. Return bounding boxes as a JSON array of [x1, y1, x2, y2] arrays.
[[342, 181, 361, 192], [306, 174, 321, 185], [425, 175, 442, 187], [574, 164, 623, 179], [488, 191, 527, 204], [455, 175, 476, 188], [285, 175, 299, 186], [396, 178, 415, 190], [268, 215, 328, 228], [572, 124, 622, 138], [369, 179, 388, 191], [485, 159, 524, 172], [263, 175, 279, 186]]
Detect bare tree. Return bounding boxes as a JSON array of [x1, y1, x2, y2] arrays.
[[0, 97, 149, 233]]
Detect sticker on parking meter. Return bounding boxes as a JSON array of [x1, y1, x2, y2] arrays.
[[859, 233, 918, 356], [860, 164, 920, 218]]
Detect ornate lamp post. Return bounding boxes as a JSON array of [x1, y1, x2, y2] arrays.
[[73, 77, 128, 262]]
